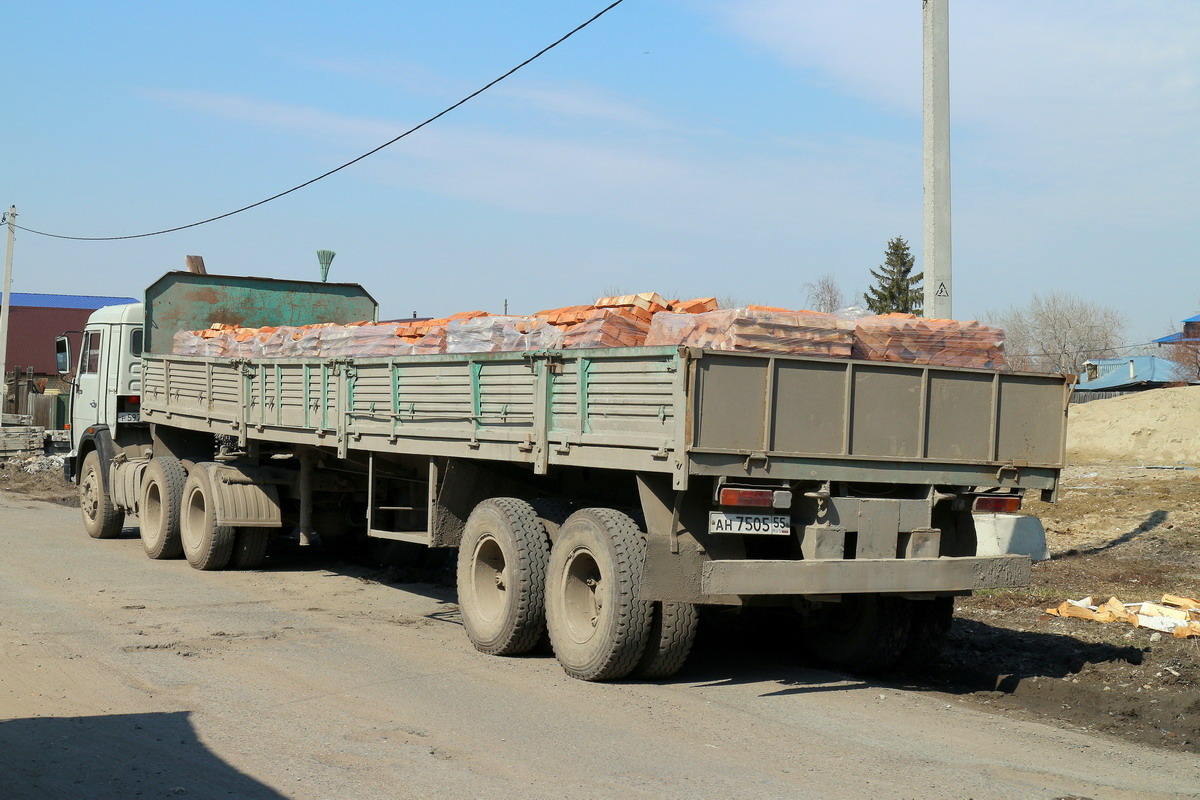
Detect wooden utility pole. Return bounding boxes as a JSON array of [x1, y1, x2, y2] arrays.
[[0, 206, 15, 406], [923, 0, 952, 318]]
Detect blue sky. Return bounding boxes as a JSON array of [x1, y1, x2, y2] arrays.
[[5, 1, 1196, 345]]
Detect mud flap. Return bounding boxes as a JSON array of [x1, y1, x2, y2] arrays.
[[208, 464, 282, 527]]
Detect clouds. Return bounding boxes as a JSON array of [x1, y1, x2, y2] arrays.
[[712, 1, 1199, 328], [31, 3, 1194, 334]]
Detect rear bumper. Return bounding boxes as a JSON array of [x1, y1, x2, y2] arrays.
[[700, 555, 1031, 597]]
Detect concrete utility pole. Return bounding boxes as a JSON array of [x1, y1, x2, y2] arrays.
[[922, 0, 952, 318], [0, 206, 15, 404]]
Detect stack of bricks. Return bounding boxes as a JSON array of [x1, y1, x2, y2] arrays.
[[852, 313, 1006, 369], [444, 316, 564, 353], [646, 307, 854, 357], [390, 310, 491, 354], [169, 296, 1006, 369], [534, 292, 674, 349]]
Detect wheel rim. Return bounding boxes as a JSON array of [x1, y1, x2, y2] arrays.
[[80, 464, 100, 524], [182, 485, 206, 555], [143, 480, 163, 545], [470, 534, 507, 624], [561, 546, 603, 644]]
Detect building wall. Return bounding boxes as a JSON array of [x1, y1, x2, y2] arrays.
[[5, 306, 95, 376]]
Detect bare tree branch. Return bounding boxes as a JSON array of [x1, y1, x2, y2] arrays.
[[801, 273, 846, 314], [984, 291, 1127, 375]]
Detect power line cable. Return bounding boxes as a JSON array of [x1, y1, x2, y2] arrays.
[[14, 0, 627, 242]]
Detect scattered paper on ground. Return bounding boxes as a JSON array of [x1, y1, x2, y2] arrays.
[[1046, 593, 1200, 638]]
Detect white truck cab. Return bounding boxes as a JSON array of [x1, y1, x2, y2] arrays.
[[56, 302, 147, 479]]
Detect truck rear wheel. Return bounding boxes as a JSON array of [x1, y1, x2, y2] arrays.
[[230, 528, 270, 570], [80, 450, 124, 539], [632, 602, 699, 680], [140, 457, 187, 559], [545, 508, 653, 681], [805, 593, 912, 674], [895, 596, 954, 673], [179, 463, 235, 571], [457, 498, 550, 656]]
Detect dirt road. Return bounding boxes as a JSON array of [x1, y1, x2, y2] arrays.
[[2, 494, 1198, 800]]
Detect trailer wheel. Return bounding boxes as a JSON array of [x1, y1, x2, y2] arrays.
[[895, 596, 954, 673], [545, 508, 653, 681], [179, 463, 235, 571], [140, 457, 187, 559], [230, 528, 270, 570], [80, 450, 124, 539], [632, 602, 700, 680], [805, 593, 912, 674], [457, 498, 551, 656]]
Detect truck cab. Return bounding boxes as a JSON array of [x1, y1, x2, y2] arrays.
[[57, 302, 147, 481]]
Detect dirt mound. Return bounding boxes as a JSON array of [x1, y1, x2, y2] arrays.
[[0, 458, 77, 506], [1067, 386, 1200, 464]]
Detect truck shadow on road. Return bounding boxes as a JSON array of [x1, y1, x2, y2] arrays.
[[0, 710, 287, 800], [677, 610, 1144, 700]]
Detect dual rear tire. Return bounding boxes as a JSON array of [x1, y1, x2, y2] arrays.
[[456, 502, 699, 682], [180, 462, 237, 571], [143, 460, 270, 571]]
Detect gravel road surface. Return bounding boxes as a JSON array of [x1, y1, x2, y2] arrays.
[[3, 494, 1198, 800]]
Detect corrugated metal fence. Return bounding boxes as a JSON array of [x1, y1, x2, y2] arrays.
[[1070, 391, 1139, 404]]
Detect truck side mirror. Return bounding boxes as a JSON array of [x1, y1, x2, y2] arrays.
[[55, 336, 71, 374]]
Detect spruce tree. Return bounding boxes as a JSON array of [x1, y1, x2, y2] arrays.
[[863, 236, 923, 315]]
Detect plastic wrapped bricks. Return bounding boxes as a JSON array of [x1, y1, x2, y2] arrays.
[[560, 309, 651, 349], [444, 316, 564, 354], [646, 308, 854, 357], [852, 313, 1006, 369]]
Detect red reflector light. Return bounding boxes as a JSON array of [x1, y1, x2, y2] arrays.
[[973, 496, 1022, 513], [719, 488, 773, 507], [127, 395, 140, 405]]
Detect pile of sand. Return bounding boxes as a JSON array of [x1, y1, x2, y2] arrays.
[[1067, 385, 1200, 464]]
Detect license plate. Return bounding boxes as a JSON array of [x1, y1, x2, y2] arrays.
[[708, 512, 790, 535], [117, 412, 140, 423]]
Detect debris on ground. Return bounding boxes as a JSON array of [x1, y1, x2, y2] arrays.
[[0, 456, 75, 506], [1046, 594, 1200, 637]]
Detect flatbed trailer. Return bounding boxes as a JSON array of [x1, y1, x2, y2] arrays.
[[64, 272, 1070, 680]]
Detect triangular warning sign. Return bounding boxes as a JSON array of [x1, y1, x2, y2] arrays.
[[935, 282, 949, 297]]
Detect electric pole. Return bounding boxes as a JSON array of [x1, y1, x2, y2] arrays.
[[0, 206, 15, 408], [922, 0, 952, 318]]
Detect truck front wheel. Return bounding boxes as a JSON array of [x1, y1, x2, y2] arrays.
[[80, 450, 124, 539], [545, 508, 653, 681], [179, 463, 235, 571], [140, 457, 187, 559], [456, 498, 550, 656]]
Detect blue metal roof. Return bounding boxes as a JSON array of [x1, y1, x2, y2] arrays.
[[1076, 356, 1192, 390], [8, 292, 137, 310]]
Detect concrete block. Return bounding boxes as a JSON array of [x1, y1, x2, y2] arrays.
[[973, 513, 1050, 562]]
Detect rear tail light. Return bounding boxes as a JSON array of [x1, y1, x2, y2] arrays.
[[719, 488, 793, 509], [973, 495, 1022, 513]]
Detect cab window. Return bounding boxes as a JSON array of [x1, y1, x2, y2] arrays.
[[130, 328, 143, 356], [80, 331, 101, 374]]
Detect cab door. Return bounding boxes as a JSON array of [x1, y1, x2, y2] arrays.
[[71, 328, 105, 448]]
